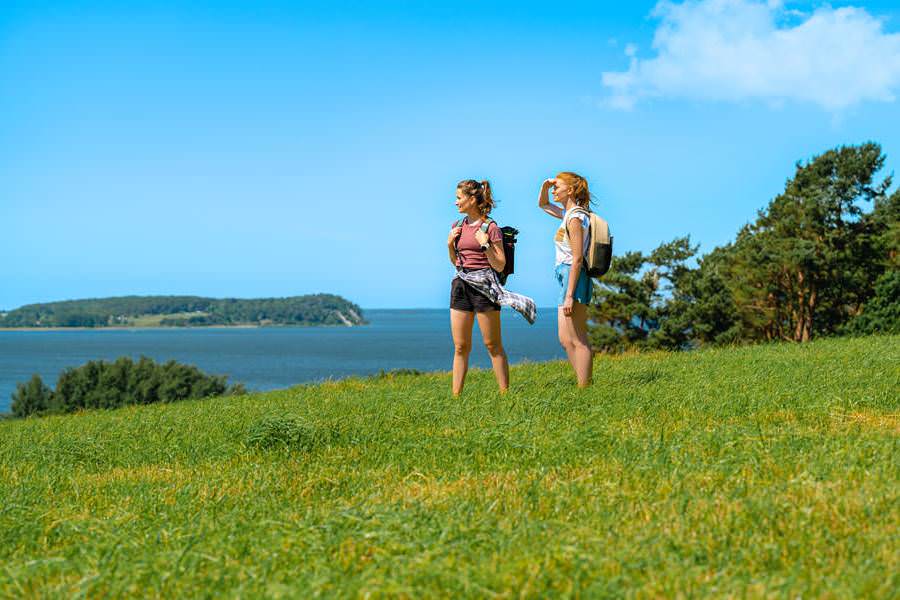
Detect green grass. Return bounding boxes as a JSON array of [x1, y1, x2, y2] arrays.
[[1, 335, 898, 598]]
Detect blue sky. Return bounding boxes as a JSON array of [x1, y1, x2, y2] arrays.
[[2, 0, 900, 309]]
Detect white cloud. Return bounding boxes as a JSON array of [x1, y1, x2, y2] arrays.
[[602, 0, 900, 111]]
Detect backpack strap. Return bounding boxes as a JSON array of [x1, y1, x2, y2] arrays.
[[454, 216, 493, 252], [562, 208, 588, 234], [453, 217, 491, 268], [563, 207, 591, 251], [457, 217, 493, 238], [452, 218, 465, 268]]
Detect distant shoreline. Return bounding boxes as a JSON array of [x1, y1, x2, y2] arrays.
[[0, 294, 367, 329], [0, 324, 365, 332]]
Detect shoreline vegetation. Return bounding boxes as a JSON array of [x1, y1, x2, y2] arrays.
[[1, 324, 303, 331], [9, 356, 246, 418], [0, 294, 367, 329], [1, 335, 896, 596]]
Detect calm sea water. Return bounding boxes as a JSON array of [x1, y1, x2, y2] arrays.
[[0, 308, 564, 413]]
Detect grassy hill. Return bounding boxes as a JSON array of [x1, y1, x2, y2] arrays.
[[1, 336, 897, 597]]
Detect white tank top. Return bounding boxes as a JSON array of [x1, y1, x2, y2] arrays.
[[554, 208, 590, 266]]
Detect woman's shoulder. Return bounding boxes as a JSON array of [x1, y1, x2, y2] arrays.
[[565, 208, 590, 225]]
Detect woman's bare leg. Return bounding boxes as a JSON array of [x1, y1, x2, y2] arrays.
[[476, 310, 509, 393], [557, 307, 577, 371], [559, 303, 592, 387], [450, 309, 475, 396]]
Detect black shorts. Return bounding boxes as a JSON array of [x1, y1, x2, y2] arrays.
[[450, 277, 501, 313]]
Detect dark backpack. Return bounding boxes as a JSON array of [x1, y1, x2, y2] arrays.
[[455, 217, 518, 285]]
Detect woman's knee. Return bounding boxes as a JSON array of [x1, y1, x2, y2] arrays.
[[571, 335, 591, 350], [454, 341, 472, 355], [484, 341, 505, 357]]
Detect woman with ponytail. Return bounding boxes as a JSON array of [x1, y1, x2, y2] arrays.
[[538, 172, 593, 387], [448, 179, 535, 396]]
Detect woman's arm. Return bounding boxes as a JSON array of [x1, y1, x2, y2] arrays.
[[475, 225, 506, 272], [447, 226, 462, 266], [562, 216, 585, 316], [485, 237, 506, 272], [539, 178, 563, 219]]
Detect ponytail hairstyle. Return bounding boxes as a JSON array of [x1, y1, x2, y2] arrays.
[[555, 171, 592, 210], [457, 179, 495, 217]]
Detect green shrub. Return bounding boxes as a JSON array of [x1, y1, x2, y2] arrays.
[[10, 375, 54, 418], [371, 368, 423, 380], [8, 357, 242, 418]]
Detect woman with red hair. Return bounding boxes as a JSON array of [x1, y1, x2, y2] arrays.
[[538, 172, 593, 387]]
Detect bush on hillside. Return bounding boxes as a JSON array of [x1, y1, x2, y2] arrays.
[[371, 368, 423, 379], [10, 375, 54, 418], [10, 356, 244, 418]]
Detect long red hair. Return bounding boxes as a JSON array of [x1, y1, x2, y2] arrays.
[[555, 172, 591, 210]]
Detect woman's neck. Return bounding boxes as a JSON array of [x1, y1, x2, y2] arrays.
[[563, 199, 582, 212], [464, 210, 483, 223]]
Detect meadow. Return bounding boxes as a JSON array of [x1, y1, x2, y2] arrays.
[[1, 335, 897, 598]]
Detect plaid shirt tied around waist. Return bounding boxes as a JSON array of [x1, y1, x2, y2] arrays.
[[454, 268, 536, 324]]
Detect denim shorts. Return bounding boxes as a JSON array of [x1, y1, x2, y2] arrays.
[[555, 264, 592, 306]]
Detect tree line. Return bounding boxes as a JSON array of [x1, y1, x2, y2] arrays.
[[10, 357, 246, 418], [0, 294, 366, 328], [590, 143, 899, 351]]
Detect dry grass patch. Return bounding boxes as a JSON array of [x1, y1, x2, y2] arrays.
[[83, 464, 184, 486], [380, 471, 521, 506], [830, 411, 900, 433]]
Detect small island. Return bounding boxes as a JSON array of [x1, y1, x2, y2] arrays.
[[0, 294, 367, 328]]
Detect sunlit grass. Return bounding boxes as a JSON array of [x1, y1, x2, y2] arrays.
[[1, 335, 897, 597]]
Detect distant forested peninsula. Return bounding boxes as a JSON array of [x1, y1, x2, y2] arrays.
[[0, 295, 367, 328]]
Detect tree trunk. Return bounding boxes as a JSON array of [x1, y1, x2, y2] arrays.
[[793, 270, 804, 342], [803, 286, 817, 342]]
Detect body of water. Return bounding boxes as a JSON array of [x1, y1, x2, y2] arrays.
[[0, 308, 564, 413]]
